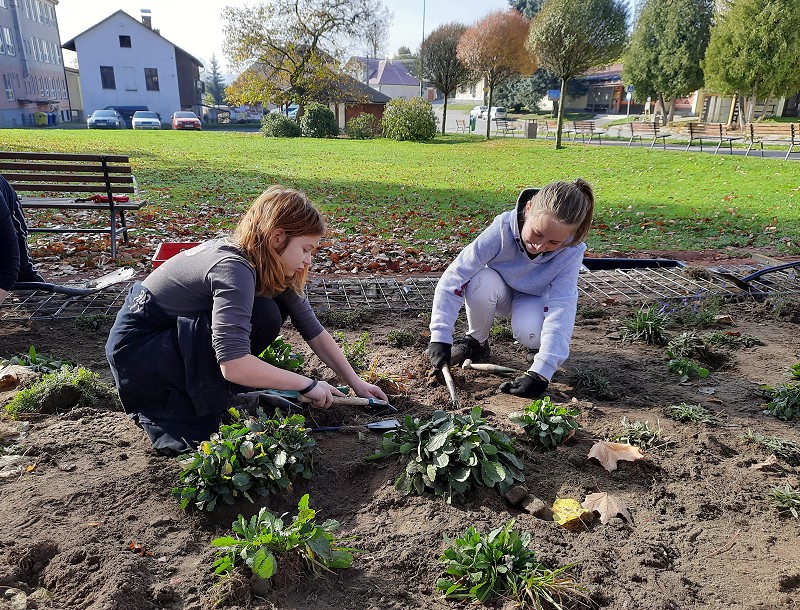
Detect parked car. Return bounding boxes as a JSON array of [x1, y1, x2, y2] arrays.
[[87, 109, 125, 129], [490, 106, 508, 120], [104, 105, 149, 129], [269, 104, 299, 120], [131, 111, 162, 130], [469, 105, 488, 120], [171, 111, 202, 130]]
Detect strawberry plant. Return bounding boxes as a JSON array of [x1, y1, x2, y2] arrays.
[[762, 382, 800, 421], [172, 408, 315, 512], [257, 336, 304, 371], [437, 519, 584, 608], [509, 396, 581, 451], [211, 494, 355, 583], [367, 407, 524, 503], [667, 358, 709, 382]]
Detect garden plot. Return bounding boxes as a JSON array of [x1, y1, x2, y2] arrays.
[[1, 295, 800, 610]]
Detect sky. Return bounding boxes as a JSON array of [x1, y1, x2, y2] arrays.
[[55, 0, 512, 74]]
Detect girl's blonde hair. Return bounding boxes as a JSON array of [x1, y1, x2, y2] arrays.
[[526, 178, 595, 245], [233, 185, 325, 295]]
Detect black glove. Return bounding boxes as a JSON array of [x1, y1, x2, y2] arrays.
[[499, 372, 549, 399], [428, 342, 452, 369]]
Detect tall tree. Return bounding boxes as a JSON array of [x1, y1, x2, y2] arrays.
[[495, 70, 588, 112], [508, 0, 545, 18], [623, 0, 713, 124], [203, 53, 228, 106], [703, 0, 800, 126], [362, 5, 393, 59], [527, 0, 628, 149], [457, 10, 537, 139], [222, 0, 383, 110], [421, 23, 471, 134]]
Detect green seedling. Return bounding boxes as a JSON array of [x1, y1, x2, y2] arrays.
[[4, 365, 118, 418], [333, 331, 369, 373], [744, 430, 800, 466], [762, 382, 800, 421], [257, 336, 304, 372], [664, 402, 720, 425], [620, 304, 668, 345], [789, 363, 800, 380], [509, 396, 581, 451], [172, 408, 315, 512], [437, 519, 584, 609], [386, 328, 417, 348], [568, 369, 617, 400], [612, 417, 669, 451], [769, 484, 800, 520], [1, 345, 69, 374], [367, 406, 525, 503], [702, 331, 762, 349], [489, 320, 513, 341], [667, 358, 709, 382], [74, 314, 114, 331], [317, 308, 371, 329], [211, 494, 355, 582]]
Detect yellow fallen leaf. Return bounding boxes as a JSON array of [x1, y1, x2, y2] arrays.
[[26, 464, 36, 472], [551, 498, 591, 530], [587, 441, 644, 472]]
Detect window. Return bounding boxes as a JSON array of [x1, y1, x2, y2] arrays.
[[49, 77, 54, 96], [61, 79, 67, 99], [3, 74, 14, 101], [36, 0, 43, 23], [119, 35, 131, 48], [42, 39, 49, 62], [0, 0, 7, 9], [31, 37, 39, 61], [38, 76, 44, 95], [100, 65, 116, 89], [3, 27, 14, 56], [144, 67, 159, 91], [23, 0, 30, 19], [0, 34, 4, 55]]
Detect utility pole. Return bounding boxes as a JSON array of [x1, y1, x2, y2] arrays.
[[419, 0, 426, 98]]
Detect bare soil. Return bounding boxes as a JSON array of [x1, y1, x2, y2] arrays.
[[2, 290, 800, 610]]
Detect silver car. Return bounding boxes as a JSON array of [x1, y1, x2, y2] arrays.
[[132, 111, 162, 130], [87, 109, 125, 129]]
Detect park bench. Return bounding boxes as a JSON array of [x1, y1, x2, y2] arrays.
[[627, 120, 669, 149], [455, 119, 468, 133], [685, 123, 741, 154], [0, 151, 144, 258], [493, 119, 519, 137], [744, 123, 799, 160], [542, 119, 573, 140], [571, 120, 605, 144]]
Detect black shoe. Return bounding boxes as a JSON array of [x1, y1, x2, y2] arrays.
[[526, 348, 538, 364], [450, 335, 490, 365]]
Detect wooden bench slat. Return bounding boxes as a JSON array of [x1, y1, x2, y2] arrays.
[[0, 151, 129, 163], [16, 183, 136, 193], [21, 198, 143, 210], [4, 173, 134, 184], [0, 162, 133, 174]]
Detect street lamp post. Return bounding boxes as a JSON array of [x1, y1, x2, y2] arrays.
[[419, 0, 426, 98]]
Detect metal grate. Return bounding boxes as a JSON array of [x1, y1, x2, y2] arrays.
[[2, 264, 798, 322]]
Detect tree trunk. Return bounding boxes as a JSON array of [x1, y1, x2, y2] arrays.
[[657, 94, 667, 125], [555, 77, 567, 149], [442, 97, 448, 135], [667, 98, 676, 125]]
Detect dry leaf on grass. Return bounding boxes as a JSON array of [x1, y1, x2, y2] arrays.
[[582, 492, 633, 524], [588, 441, 644, 472]]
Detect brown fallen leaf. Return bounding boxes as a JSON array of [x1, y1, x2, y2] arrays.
[[587, 441, 644, 472], [582, 491, 633, 524]]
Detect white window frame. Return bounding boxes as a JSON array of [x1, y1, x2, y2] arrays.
[[3, 74, 14, 101], [0, 0, 7, 9], [36, 0, 43, 23], [24, 0, 31, 19], [3, 27, 14, 56]]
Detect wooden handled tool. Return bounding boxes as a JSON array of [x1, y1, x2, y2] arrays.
[[461, 359, 520, 375], [441, 364, 459, 407]]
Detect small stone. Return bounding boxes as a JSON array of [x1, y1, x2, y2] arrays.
[[503, 485, 529, 506], [522, 495, 549, 518], [567, 454, 586, 468]]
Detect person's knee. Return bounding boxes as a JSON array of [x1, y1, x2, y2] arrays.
[[465, 267, 507, 302], [250, 297, 286, 354]]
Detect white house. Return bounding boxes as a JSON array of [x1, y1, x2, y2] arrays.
[[61, 9, 203, 123]]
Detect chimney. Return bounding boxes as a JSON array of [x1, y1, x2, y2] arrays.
[[141, 8, 152, 29]]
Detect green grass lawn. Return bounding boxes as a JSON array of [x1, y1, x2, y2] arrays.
[[2, 128, 798, 255]]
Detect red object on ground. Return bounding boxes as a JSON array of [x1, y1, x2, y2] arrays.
[[152, 242, 201, 268]]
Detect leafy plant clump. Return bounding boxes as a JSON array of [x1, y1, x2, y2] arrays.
[[620, 304, 668, 345], [661, 294, 720, 329], [702, 331, 762, 349], [791, 363, 800, 380], [664, 402, 720, 425], [666, 332, 710, 362], [316, 308, 371, 329], [4, 365, 119, 418], [612, 417, 669, 451], [257, 336, 304, 372], [667, 358, 709, 382], [437, 520, 584, 608], [345, 112, 379, 139], [299, 102, 339, 138], [386, 328, 417, 348], [567, 369, 617, 399], [769, 484, 800, 520], [509, 396, 581, 451], [212, 494, 354, 584], [333, 331, 369, 373], [380, 97, 437, 142], [1, 345, 69, 373], [172, 408, 315, 512], [762, 382, 800, 421], [744, 430, 800, 466], [489, 320, 514, 340], [368, 407, 525, 503], [260, 112, 301, 137]]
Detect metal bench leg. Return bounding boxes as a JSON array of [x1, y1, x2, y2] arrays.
[[785, 143, 795, 161], [120, 210, 129, 243]]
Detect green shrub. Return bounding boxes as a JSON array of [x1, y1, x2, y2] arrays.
[[172, 408, 315, 512], [345, 112, 378, 139], [386, 328, 417, 348], [509, 396, 581, 451], [260, 112, 301, 137], [367, 407, 524, 503], [211, 494, 354, 581], [257, 336, 304, 372], [299, 102, 338, 138], [380, 97, 437, 142], [437, 520, 583, 608], [4, 365, 118, 418]]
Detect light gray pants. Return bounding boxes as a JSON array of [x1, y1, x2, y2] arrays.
[[464, 267, 547, 349]]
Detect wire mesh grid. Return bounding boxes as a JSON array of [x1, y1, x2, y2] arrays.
[[2, 263, 798, 322]]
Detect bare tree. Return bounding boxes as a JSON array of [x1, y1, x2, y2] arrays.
[[527, 0, 628, 149], [362, 5, 393, 59], [421, 23, 471, 134], [457, 10, 536, 140]]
